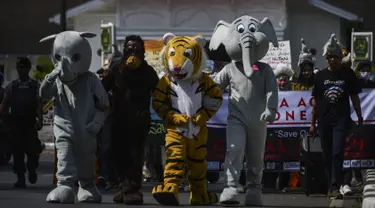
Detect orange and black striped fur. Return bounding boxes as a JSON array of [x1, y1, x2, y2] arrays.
[[151, 33, 222, 205]]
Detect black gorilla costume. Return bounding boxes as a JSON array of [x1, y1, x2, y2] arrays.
[[102, 35, 159, 205]]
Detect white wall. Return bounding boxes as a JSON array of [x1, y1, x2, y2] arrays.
[[286, 0, 341, 72], [116, 0, 287, 40], [73, 0, 288, 72], [74, 14, 116, 73]]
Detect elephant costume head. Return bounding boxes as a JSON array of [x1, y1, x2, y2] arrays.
[[40, 31, 96, 85], [209, 15, 279, 78]]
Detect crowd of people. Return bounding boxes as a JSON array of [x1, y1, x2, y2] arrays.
[[95, 32, 374, 201], [0, 29, 374, 205]]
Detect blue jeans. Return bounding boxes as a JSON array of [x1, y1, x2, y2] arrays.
[[99, 114, 117, 182], [318, 118, 349, 190]]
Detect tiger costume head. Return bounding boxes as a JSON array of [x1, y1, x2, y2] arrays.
[[160, 33, 207, 81]]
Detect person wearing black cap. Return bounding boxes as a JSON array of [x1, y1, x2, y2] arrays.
[[0, 57, 43, 188]]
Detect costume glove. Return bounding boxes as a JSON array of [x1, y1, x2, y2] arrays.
[[192, 114, 206, 126], [46, 69, 60, 82], [168, 113, 189, 126], [260, 108, 276, 123]]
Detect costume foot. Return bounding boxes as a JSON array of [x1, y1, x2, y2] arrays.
[[46, 185, 75, 203], [28, 170, 38, 184], [152, 184, 179, 205], [113, 187, 124, 203], [14, 174, 26, 188], [77, 184, 102, 203], [14, 180, 26, 188], [190, 191, 218, 205], [124, 192, 143, 205], [244, 188, 263, 206], [219, 187, 240, 204]]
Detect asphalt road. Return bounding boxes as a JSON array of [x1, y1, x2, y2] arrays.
[[0, 152, 361, 208]]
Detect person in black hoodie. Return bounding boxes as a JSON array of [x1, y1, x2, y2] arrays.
[[102, 35, 159, 205]]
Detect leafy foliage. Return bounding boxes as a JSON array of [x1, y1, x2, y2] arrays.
[[32, 56, 54, 81]]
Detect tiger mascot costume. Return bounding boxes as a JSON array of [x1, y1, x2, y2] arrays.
[[151, 32, 222, 206]]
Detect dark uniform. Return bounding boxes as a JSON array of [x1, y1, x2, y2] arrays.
[[0, 58, 43, 188], [6, 79, 43, 186]]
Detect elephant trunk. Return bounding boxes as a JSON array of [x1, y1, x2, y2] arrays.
[[240, 33, 255, 78]]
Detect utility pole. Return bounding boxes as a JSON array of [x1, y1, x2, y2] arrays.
[[60, 0, 67, 31]]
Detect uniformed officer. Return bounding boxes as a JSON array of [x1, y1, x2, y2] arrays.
[[0, 57, 43, 188]]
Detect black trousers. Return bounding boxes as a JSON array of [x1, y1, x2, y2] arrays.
[[112, 118, 150, 193], [318, 118, 349, 190], [144, 132, 164, 181], [343, 169, 363, 185], [11, 123, 42, 175]]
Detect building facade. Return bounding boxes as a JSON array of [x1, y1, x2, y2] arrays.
[[50, 0, 364, 73]]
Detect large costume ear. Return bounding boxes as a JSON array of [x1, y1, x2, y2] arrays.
[[258, 18, 278, 47], [79, 32, 97, 38], [39, 34, 57, 43], [209, 20, 230, 51], [193, 34, 206, 48], [163, 33, 176, 45]]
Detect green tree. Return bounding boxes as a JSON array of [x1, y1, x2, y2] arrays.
[[33, 56, 54, 81]]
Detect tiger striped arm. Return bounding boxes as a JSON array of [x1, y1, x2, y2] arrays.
[[152, 77, 177, 122], [193, 75, 223, 124]]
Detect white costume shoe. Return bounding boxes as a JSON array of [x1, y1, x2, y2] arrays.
[[219, 187, 240, 204], [46, 185, 75, 204]]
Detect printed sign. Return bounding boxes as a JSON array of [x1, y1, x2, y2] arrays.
[[266, 162, 276, 170], [283, 162, 300, 171], [208, 89, 375, 128], [351, 32, 373, 61], [343, 160, 351, 168], [100, 22, 115, 54], [144, 40, 164, 76], [361, 159, 375, 168], [260, 41, 292, 70]]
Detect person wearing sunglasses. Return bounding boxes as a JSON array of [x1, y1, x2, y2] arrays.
[[309, 34, 363, 199]]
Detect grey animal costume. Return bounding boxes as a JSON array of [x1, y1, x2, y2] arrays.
[[209, 16, 279, 206], [39, 31, 109, 203]]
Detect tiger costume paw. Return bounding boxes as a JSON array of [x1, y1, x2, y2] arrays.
[[189, 192, 218, 205], [152, 184, 179, 206]]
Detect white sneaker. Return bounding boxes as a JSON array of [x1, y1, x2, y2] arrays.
[[340, 185, 353, 196]]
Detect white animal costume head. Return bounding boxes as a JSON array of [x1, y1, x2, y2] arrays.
[[298, 38, 316, 67], [209, 15, 279, 78], [322, 34, 342, 57], [40, 31, 96, 85], [274, 63, 294, 91]]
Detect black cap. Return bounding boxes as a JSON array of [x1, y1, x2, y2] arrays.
[[16, 57, 32, 69]]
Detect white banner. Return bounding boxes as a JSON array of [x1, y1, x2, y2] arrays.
[[207, 89, 375, 128], [260, 40, 292, 70]]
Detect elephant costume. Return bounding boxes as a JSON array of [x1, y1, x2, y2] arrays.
[[39, 31, 109, 203], [209, 16, 279, 206]]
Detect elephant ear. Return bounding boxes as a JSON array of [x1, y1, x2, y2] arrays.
[[39, 34, 57, 43], [193, 34, 206, 48], [209, 20, 230, 51], [258, 18, 279, 47], [79, 32, 97, 38]]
